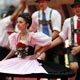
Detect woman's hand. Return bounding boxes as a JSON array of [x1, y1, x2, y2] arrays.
[[71, 46, 80, 55], [30, 52, 41, 60]]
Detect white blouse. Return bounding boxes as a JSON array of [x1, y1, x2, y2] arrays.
[[8, 32, 52, 51]]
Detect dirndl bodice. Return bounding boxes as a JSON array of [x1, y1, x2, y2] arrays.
[[16, 42, 35, 58]]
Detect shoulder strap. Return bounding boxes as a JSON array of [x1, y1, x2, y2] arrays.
[[49, 9, 53, 32], [38, 10, 53, 32], [71, 17, 74, 47], [38, 11, 41, 31]]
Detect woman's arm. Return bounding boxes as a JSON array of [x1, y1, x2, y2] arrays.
[[11, 0, 26, 21]]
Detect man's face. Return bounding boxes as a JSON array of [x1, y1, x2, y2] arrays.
[[38, 0, 48, 10], [73, 4, 80, 17]]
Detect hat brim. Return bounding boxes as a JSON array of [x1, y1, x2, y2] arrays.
[[35, 0, 50, 3], [71, 3, 80, 8]]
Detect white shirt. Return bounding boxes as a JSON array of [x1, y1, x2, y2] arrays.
[[59, 15, 79, 46], [30, 7, 61, 36], [0, 16, 14, 47]]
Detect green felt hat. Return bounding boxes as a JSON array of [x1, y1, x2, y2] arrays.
[[71, 0, 80, 7]]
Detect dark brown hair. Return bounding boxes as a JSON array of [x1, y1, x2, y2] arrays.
[[18, 13, 32, 29]]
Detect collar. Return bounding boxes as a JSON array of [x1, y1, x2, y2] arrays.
[[74, 15, 79, 20], [40, 7, 50, 13]]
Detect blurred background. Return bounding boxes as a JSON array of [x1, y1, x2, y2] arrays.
[[0, 0, 74, 23]]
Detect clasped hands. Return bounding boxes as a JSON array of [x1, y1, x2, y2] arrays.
[[30, 44, 51, 60]]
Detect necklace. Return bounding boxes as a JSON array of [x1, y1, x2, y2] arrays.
[[21, 32, 27, 36]]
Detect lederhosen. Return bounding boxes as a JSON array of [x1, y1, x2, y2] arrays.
[[38, 10, 65, 64], [68, 17, 80, 64], [67, 17, 80, 80]]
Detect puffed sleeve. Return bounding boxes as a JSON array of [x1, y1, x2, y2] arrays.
[[28, 32, 52, 47], [8, 32, 17, 51]]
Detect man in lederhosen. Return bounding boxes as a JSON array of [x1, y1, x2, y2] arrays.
[[30, 0, 66, 80], [30, 0, 66, 64]]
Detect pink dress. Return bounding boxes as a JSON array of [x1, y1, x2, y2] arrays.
[[0, 32, 52, 80]]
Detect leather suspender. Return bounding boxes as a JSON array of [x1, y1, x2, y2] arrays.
[[38, 9, 53, 33], [68, 17, 78, 63], [71, 17, 74, 47], [71, 17, 80, 46], [49, 10, 53, 32]]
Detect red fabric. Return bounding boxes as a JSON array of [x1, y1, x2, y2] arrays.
[[14, 78, 37, 80], [8, 31, 13, 35], [77, 20, 80, 45]]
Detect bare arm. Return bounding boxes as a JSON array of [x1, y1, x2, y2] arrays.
[[51, 30, 60, 40], [37, 36, 64, 54], [11, 0, 26, 21], [3, 50, 16, 60], [19, 0, 27, 14]]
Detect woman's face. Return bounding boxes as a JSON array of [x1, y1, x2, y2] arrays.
[[17, 17, 28, 31]]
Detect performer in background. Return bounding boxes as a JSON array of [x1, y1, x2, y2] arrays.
[[0, 0, 26, 60], [0, 0, 26, 80]]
